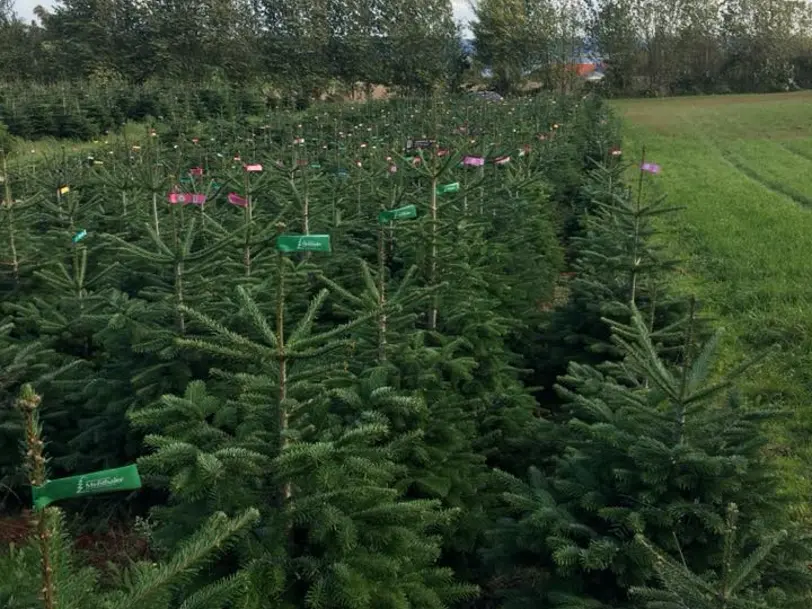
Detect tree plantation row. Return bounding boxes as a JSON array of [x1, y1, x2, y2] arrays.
[[1, 95, 811, 609]]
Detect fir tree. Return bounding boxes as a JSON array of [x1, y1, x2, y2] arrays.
[[100, 207, 251, 410], [1, 383, 260, 609], [484, 306, 811, 608], [0, 320, 83, 503], [538, 159, 689, 395], [132, 276, 478, 608], [632, 503, 812, 609]]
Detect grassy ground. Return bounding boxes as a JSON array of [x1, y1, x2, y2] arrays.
[[614, 91, 812, 517], [3, 121, 150, 170]]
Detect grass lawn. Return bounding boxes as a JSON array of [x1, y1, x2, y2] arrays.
[[614, 92, 812, 517], [3, 121, 151, 170]]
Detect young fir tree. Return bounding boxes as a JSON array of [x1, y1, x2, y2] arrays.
[[132, 265, 476, 608], [368, 158, 557, 586], [0, 320, 83, 504], [1, 384, 260, 609], [484, 305, 812, 608], [2, 145, 167, 483], [5, 222, 135, 474], [316, 182, 498, 586], [0, 152, 41, 298], [453, 157, 563, 474], [0, 148, 146, 501], [101, 205, 248, 405], [631, 503, 812, 609], [536, 158, 691, 406]]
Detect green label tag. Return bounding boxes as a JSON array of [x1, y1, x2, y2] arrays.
[[378, 204, 417, 224], [31, 464, 142, 510], [436, 182, 460, 195], [276, 234, 331, 253]]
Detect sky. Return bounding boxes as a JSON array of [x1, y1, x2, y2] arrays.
[[13, 0, 477, 27], [452, 0, 476, 27]]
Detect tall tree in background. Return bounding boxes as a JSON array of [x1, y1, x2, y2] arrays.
[[672, 0, 722, 92], [387, 0, 461, 93], [721, 0, 801, 91], [472, 0, 558, 94], [548, 0, 585, 91], [0, 0, 804, 93], [35, 0, 120, 79], [0, 2, 39, 81], [583, 0, 639, 93]]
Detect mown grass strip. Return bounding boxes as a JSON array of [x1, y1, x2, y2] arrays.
[[778, 139, 812, 163], [614, 95, 812, 519], [720, 149, 812, 207]]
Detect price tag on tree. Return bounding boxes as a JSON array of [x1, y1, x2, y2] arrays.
[[276, 234, 331, 253], [32, 464, 142, 510], [436, 182, 460, 195], [378, 205, 417, 224]]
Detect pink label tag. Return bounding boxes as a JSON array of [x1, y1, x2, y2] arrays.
[[189, 167, 204, 176], [168, 193, 206, 205], [244, 164, 263, 172], [228, 193, 248, 207], [463, 156, 485, 167]]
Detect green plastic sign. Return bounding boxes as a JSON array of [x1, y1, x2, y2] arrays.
[[276, 234, 331, 253], [378, 205, 417, 224], [436, 182, 460, 195], [32, 464, 142, 510]]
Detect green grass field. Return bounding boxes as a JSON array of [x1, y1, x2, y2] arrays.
[[614, 92, 812, 514]]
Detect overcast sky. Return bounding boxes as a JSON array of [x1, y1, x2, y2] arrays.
[[13, 0, 477, 28], [452, 0, 476, 26]]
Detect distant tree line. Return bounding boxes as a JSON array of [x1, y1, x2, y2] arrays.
[[0, 0, 810, 98], [474, 0, 812, 96], [0, 0, 464, 96]]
